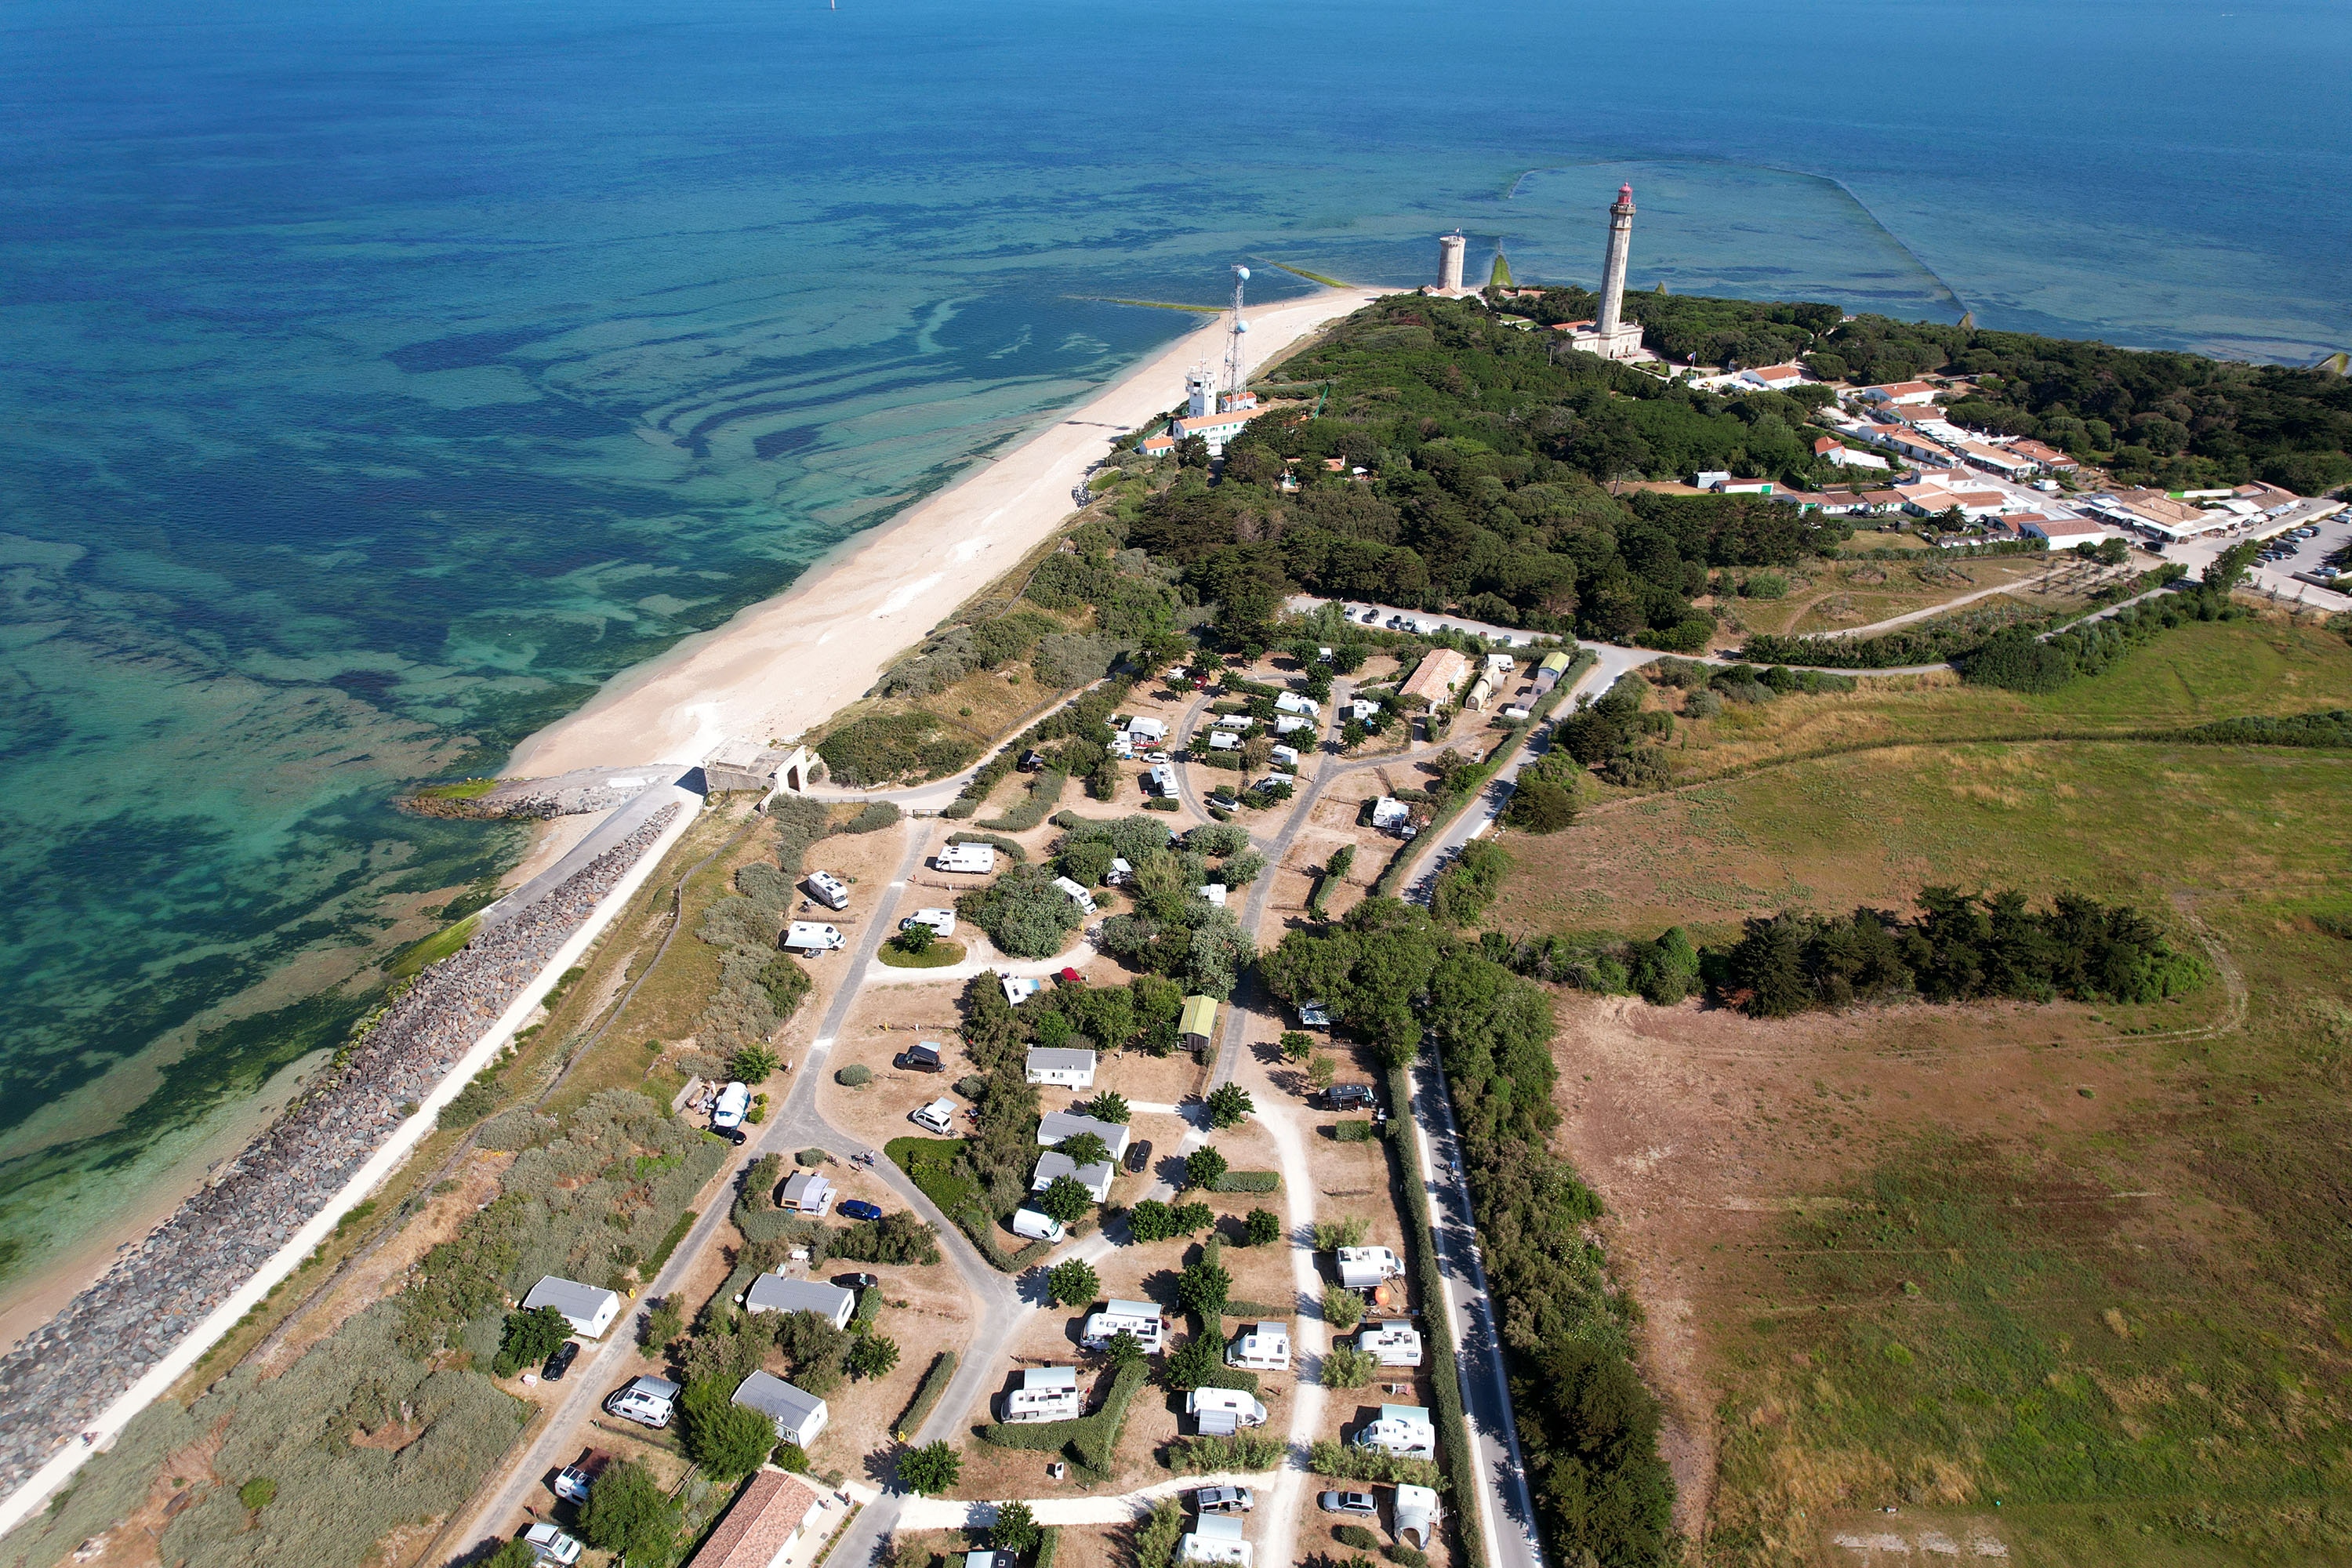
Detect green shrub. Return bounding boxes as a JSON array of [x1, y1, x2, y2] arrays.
[[1134, 1500, 1186, 1568], [1210, 1171, 1279, 1194], [797, 1148, 828, 1167], [1184, 1147, 1229, 1190], [681, 1381, 778, 1479], [1322, 1284, 1363, 1332], [838, 801, 902, 833], [1307, 1439, 1443, 1489], [836, 1064, 873, 1087], [1334, 1120, 1377, 1143], [895, 1351, 957, 1439], [491, 1306, 571, 1377], [579, 1458, 680, 1563], [1388, 1546, 1429, 1567], [1243, 1209, 1283, 1247], [237, 1478, 276, 1512], [1336, 1524, 1381, 1550], [898, 1440, 963, 1496], [1166, 1432, 1285, 1472], [818, 713, 981, 786], [1321, 1345, 1378, 1388]]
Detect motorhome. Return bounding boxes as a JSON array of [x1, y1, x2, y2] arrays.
[[1186, 1388, 1269, 1434], [782, 922, 845, 954], [804, 870, 850, 910], [1051, 875, 1098, 915], [1357, 1321, 1425, 1367], [1225, 1321, 1291, 1371], [710, 1080, 750, 1131], [901, 908, 956, 938], [935, 843, 996, 874]]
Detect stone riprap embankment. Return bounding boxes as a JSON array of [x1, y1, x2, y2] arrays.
[[0, 806, 677, 1498], [406, 767, 662, 821]]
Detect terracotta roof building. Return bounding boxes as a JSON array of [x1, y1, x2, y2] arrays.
[[689, 1469, 822, 1568], [1399, 648, 1474, 707]]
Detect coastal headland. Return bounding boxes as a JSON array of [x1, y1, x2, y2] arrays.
[[504, 285, 1381, 780]]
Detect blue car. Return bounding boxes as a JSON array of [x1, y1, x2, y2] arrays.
[[839, 1200, 884, 1222]]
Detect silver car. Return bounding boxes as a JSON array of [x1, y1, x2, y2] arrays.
[[1195, 1484, 1255, 1514]]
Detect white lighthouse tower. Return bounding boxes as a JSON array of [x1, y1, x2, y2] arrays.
[[1567, 184, 1647, 361], [1436, 231, 1467, 293]]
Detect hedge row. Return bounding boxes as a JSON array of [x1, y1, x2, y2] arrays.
[[978, 1360, 1149, 1475], [1209, 1171, 1281, 1194], [895, 1351, 958, 1440], [1388, 1062, 1485, 1567], [1306, 1437, 1445, 1490], [980, 769, 1069, 832]]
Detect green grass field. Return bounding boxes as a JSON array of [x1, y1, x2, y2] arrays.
[[1491, 617, 2352, 1565]]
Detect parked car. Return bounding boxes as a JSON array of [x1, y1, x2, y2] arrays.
[[523, 1523, 584, 1564], [1322, 1083, 1377, 1111], [1318, 1490, 1378, 1518], [541, 1340, 580, 1381], [1125, 1138, 1153, 1174], [839, 1199, 884, 1222], [713, 1124, 746, 1145], [833, 1272, 880, 1290], [1194, 1484, 1255, 1515]]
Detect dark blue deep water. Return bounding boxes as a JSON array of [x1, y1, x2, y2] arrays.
[[2, 0, 2347, 1290]]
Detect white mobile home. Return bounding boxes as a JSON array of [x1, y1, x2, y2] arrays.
[[1030, 1151, 1115, 1204], [1081, 1299, 1167, 1352], [521, 1276, 620, 1340], [1036, 1110, 1131, 1161], [733, 1370, 829, 1448], [1051, 875, 1099, 915], [1178, 1513, 1254, 1566], [743, 1274, 857, 1330], [1025, 1047, 1098, 1088], [779, 1171, 837, 1216], [1000, 1365, 1085, 1424]]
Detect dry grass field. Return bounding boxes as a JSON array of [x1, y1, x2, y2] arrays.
[[1485, 615, 2352, 1566]]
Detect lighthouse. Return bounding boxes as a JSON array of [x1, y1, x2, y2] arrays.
[[1566, 183, 1646, 361]]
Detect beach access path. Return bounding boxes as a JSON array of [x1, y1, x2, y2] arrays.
[[506, 286, 1381, 782]]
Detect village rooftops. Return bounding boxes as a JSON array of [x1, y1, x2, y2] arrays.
[[1037, 1110, 1132, 1160], [1399, 648, 1473, 706]]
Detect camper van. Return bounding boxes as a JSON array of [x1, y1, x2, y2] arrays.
[[1185, 1388, 1269, 1433], [1010, 1207, 1066, 1243], [900, 908, 956, 938], [910, 1097, 959, 1135], [804, 871, 850, 910], [1354, 1404, 1436, 1459], [1336, 1246, 1405, 1291], [782, 922, 845, 954], [935, 843, 996, 874], [710, 1081, 750, 1131]]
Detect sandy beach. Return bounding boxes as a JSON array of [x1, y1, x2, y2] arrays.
[[505, 285, 1382, 780]]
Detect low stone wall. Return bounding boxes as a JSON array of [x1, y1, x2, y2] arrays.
[[0, 807, 677, 1497]]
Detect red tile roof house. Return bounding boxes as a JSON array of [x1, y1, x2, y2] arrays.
[[689, 1470, 822, 1568]]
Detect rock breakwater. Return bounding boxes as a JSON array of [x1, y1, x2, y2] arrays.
[[0, 806, 678, 1499]]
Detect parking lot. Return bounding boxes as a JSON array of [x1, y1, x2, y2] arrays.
[[2245, 509, 2352, 606]]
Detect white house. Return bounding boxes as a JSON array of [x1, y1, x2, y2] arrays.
[[779, 1171, 837, 1216], [521, 1276, 620, 1340], [2019, 516, 2122, 548], [744, 1275, 858, 1330], [1186, 1388, 1269, 1434], [1031, 1150, 1116, 1203], [1813, 435, 1890, 470], [1358, 1320, 1425, 1367], [1226, 1321, 1291, 1371], [1169, 408, 1254, 456], [1051, 875, 1099, 915], [1854, 379, 1939, 408], [1000, 1365, 1085, 1424], [1082, 1300, 1167, 1352], [733, 1370, 829, 1448], [935, 843, 996, 874], [1178, 1513, 1254, 1566], [1037, 1110, 1132, 1161], [1737, 362, 1807, 392], [1025, 1047, 1098, 1088], [1337, 1246, 1405, 1290], [1353, 1403, 1436, 1459]]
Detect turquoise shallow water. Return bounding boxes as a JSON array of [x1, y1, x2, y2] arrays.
[[2, 0, 2347, 1291]]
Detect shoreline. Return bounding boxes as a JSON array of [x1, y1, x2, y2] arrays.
[[504, 284, 1382, 780]]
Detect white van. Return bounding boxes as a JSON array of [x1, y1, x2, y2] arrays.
[[804, 871, 850, 910], [1010, 1207, 1066, 1243], [910, 1097, 958, 1135], [782, 922, 845, 954], [711, 1081, 750, 1131], [935, 844, 996, 874]]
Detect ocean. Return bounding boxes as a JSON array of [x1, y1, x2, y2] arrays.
[[2, 0, 2347, 1301]]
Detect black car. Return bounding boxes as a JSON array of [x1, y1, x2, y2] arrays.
[[1126, 1138, 1153, 1174], [542, 1340, 581, 1381], [833, 1272, 880, 1290], [1323, 1083, 1377, 1111]]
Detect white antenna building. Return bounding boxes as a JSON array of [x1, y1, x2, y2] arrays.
[[1222, 266, 1252, 405]]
